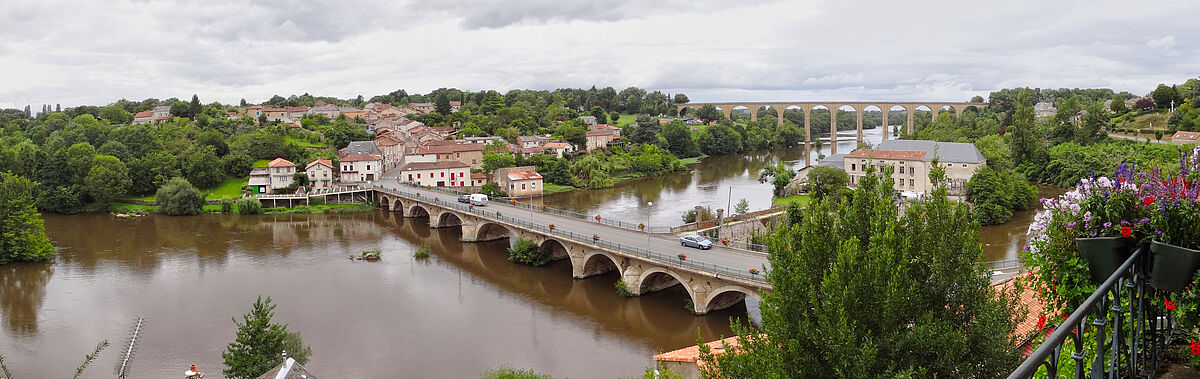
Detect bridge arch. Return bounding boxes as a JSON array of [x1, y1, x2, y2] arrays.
[[472, 221, 515, 242], [754, 105, 781, 123], [432, 210, 463, 228], [699, 285, 761, 313], [379, 195, 392, 211], [539, 238, 571, 261], [729, 105, 751, 122], [407, 204, 430, 218], [633, 267, 698, 311], [574, 250, 621, 278]]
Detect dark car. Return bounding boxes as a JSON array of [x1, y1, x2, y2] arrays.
[[457, 194, 471, 203], [680, 234, 713, 250]]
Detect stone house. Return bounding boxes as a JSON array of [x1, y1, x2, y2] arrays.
[[542, 142, 575, 158], [1034, 102, 1057, 118], [493, 166, 543, 197], [373, 134, 405, 171], [398, 161, 472, 187], [585, 129, 618, 152], [843, 140, 985, 198], [267, 158, 297, 191], [306, 159, 335, 190]]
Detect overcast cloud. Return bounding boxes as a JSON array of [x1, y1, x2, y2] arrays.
[[0, 0, 1197, 109]]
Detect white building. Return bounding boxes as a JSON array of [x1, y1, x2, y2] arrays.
[[306, 159, 335, 190], [398, 161, 472, 187], [267, 158, 296, 191], [338, 154, 382, 183]]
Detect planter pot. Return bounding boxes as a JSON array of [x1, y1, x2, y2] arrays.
[[1075, 237, 1131, 284], [1149, 240, 1200, 292]]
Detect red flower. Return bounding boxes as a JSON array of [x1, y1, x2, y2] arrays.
[[1191, 341, 1200, 356], [1143, 196, 1155, 206], [1166, 298, 1177, 310], [1036, 314, 1046, 330], [1121, 226, 1132, 238]]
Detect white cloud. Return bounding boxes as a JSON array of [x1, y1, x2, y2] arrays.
[[1, 0, 1198, 109]]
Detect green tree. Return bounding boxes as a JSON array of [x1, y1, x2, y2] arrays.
[[1110, 95, 1128, 113], [699, 167, 1020, 378], [805, 166, 847, 200], [1151, 84, 1179, 109], [183, 146, 224, 189], [155, 177, 205, 215], [83, 155, 131, 206], [189, 94, 202, 119], [64, 142, 97, 184], [733, 198, 750, 215], [482, 153, 517, 173], [434, 93, 452, 115], [554, 121, 587, 148], [673, 93, 690, 104], [661, 121, 699, 158], [128, 151, 180, 194], [507, 237, 547, 266], [629, 114, 661, 145], [236, 197, 263, 214], [0, 172, 56, 264], [697, 124, 742, 155], [695, 104, 723, 123], [1009, 88, 1037, 167], [759, 162, 796, 197], [97, 106, 132, 124], [222, 296, 310, 379]]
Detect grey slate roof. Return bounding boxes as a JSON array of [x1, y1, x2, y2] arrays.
[[343, 141, 382, 156], [817, 154, 847, 170], [875, 140, 985, 164]]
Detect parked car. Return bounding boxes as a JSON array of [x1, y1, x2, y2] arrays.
[[680, 234, 713, 250], [458, 194, 471, 203], [469, 194, 489, 206]]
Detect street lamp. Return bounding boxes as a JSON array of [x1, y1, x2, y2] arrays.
[[646, 201, 653, 247]]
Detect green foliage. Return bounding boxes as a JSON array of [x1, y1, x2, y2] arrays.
[[699, 167, 1020, 378], [507, 237, 547, 266], [481, 366, 552, 379], [222, 296, 310, 379], [83, 155, 131, 207], [155, 177, 205, 215], [1009, 88, 1038, 167], [235, 197, 263, 214], [697, 123, 742, 156], [0, 172, 56, 264], [965, 166, 1037, 225], [805, 166, 847, 200], [614, 280, 637, 297], [733, 198, 750, 215], [37, 185, 82, 214], [661, 121, 700, 158], [220, 197, 235, 213], [480, 182, 507, 198], [759, 162, 796, 197], [183, 145, 224, 189], [413, 243, 431, 258], [695, 104, 723, 123]]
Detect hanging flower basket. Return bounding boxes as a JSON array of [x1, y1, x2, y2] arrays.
[[592, 234, 600, 242], [721, 238, 730, 246], [469, 205, 474, 209], [511, 199, 517, 205], [1075, 236, 1131, 285], [549, 224, 556, 230], [496, 211, 502, 216], [540, 205, 547, 211], [638, 223, 645, 231], [594, 215, 602, 221], [677, 254, 687, 261], [749, 268, 760, 275], [1149, 240, 1200, 292]]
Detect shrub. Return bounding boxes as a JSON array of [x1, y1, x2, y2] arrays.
[[155, 177, 205, 215], [219, 198, 235, 213], [482, 366, 551, 379], [235, 197, 262, 214], [413, 243, 431, 258], [615, 280, 636, 297], [507, 238, 547, 266]]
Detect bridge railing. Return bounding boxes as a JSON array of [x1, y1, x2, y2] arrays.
[[371, 184, 771, 284], [1008, 247, 1174, 379], [393, 182, 675, 234]]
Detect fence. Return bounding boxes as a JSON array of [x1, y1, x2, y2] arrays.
[[1008, 247, 1174, 379], [370, 183, 771, 285]]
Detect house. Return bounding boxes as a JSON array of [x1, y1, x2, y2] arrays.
[[470, 172, 488, 187], [373, 134, 405, 170], [340, 106, 365, 120], [267, 158, 296, 191], [493, 166, 543, 197], [338, 154, 382, 183], [1034, 102, 1057, 118], [839, 140, 985, 198], [306, 159, 335, 190], [461, 136, 505, 145], [653, 336, 743, 379], [1172, 131, 1200, 145], [255, 357, 316, 379], [517, 135, 552, 149], [243, 106, 265, 118], [398, 161, 472, 187], [410, 102, 434, 113], [578, 115, 598, 128], [248, 167, 271, 194], [152, 105, 171, 121], [585, 129, 618, 152], [449, 101, 462, 112], [542, 142, 575, 158], [286, 106, 310, 120], [413, 142, 486, 168], [264, 108, 288, 121], [310, 104, 340, 119], [341, 141, 383, 157], [596, 124, 621, 137], [132, 110, 154, 124]]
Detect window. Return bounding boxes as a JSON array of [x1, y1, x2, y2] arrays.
[[899, 166, 905, 174], [851, 164, 856, 171], [366, 165, 371, 171], [962, 164, 967, 168], [522, 183, 526, 190], [441, 172, 445, 177], [909, 178, 914, 187]]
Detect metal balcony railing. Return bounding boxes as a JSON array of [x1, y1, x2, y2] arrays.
[[368, 183, 771, 284], [1008, 247, 1175, 379]]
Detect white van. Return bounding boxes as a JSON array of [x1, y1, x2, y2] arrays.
[[469, 194, 489, 206]]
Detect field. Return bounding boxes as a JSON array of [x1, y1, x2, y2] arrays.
[[541, 182, 575, 195], [772, 194, 812, 208], [286, 136, 327, 148], [126, 178, 248, 201]]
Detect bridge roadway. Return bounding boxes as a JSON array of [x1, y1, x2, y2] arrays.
[[374, 180, 772, 278]]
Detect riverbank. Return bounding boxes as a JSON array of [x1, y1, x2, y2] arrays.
[[104, 202, 373, 215]]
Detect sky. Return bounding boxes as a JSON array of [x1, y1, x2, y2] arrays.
[[1, 0, 1197, 109]]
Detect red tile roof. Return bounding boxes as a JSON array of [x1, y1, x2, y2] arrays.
[[543, 142, 570, 149], [845, 149, 926, 161], [417, 143, 485, 154], [470, 172, 486, 180], [506, 170, 542, 181], [374, 136, 402, 147], [399, 161, 470, 171], [340, 154, 381, 162], [1174, 131, 1200, 141], [586, 130, 616, 137], [653, 336, 744, 364], [134, 110, 153, 118], [268, 158, 295, 168], [993, 274, 1051, 352], [306, 159, 333, 170]]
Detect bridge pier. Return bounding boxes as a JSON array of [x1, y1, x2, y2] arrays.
[[830, 107, 838, 155], [855, 106, 864, 145]]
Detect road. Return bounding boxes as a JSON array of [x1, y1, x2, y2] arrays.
[[1107, 132, 1168, 144], [373, 177, 772, 283]]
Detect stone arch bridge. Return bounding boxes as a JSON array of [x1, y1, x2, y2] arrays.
[[371, 183, 770, 315], [677, 101, 988, 162]]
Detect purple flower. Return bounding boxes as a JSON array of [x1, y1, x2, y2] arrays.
[[1067, 221, 1077, 228], [1120, 221, 1129, 226], [1103, 222, 1112, 228], [1156, 230, 1163, 235], [1140, 218, 1149, 224]]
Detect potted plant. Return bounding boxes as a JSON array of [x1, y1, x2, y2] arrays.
[[594, 215, 602, 222], [1147, 195, 1200, 291], [496, 211, 502, 216], [677, 254, 687, 262], [721, 237, 730, 246], [749, 268, 760, 276], [1073, 177, 1146, 284], [549, 224, 556, 231], [511, 199, 517, 205], [592, 234, 600, 242], [469, 205, 474, 210], [638, 223, 645, 231]]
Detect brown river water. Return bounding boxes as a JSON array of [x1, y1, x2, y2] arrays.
[[0, 139, 1063, 378]]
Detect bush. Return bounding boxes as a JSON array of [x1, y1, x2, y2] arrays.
[[507, 238, 547, 266], [482, 366, 551, 379], [220, 198, 235, 213], [615, 280, 636, 297], [235, 197, 262, 214], [413, 243, 430, 258], [155, 177, 205, 215]]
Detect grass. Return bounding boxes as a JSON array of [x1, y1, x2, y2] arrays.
[[678, 154, 707, 166], [261, 203, 373, 215], [125, 178, 247, 201], [772, 194, 812, 208], [413, 243, 431, 258], [252, 159, 271, 168], [1113, 110, 1169, 130], [285, 136, 327, 148], [108, 203, 223, 213], [614, 114, 637, 127], [541, 182, 575, 195]]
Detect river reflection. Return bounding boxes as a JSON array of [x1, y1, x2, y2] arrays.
[[0, 212, 749, 378]]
